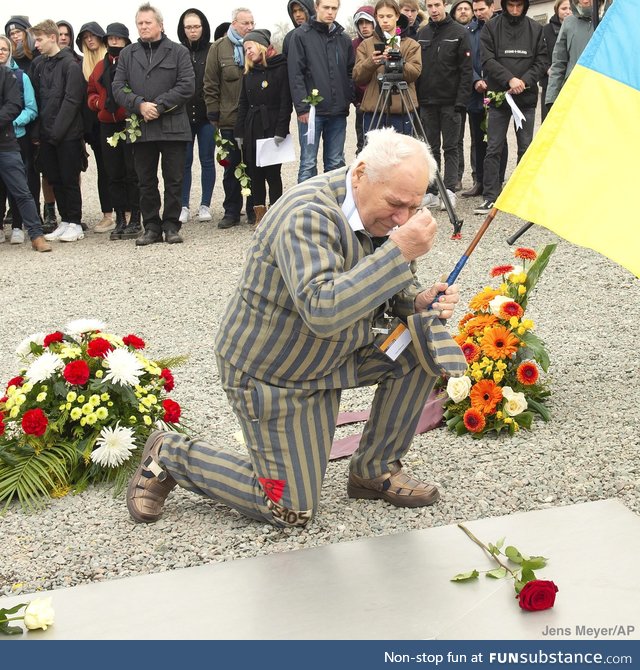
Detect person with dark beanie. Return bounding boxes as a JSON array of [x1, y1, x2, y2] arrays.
[[234, 28, 292, 226], [87, 22, 142, 241]]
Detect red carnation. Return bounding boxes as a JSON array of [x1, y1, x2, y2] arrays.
[[217, 156, 230, 167], [517, 580, 558, 611], [21, 408, 49, 437], [160, 368, 175, 392], [6, 376, 24, 390], [162, 398, 181, 423], [63, 360, 91, 386], [43, 331, 64, 347], [87, 337, 114, 358], [122, 334, 146, 350]]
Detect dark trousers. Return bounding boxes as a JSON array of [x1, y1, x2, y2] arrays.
[[468, 110, 508, 190], [457, 108, 467, 182], [246, 163, 283, 208], [0, 151, 44, 240], [38, 139, 83, 224], [483, 105, 535, 202], [355, 108, 365, 155], [420, 105, 461, 192], [87, 121, 112, 213], [132, 140, 186, 233], [1, 135, 42, 228], [220, 128, 253, 219], [100, 123, 139, 212]]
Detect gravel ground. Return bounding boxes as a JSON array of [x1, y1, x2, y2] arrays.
[[1, 123, 639, 597]]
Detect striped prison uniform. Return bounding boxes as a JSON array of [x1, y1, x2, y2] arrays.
[[161, 167, 466, 527]]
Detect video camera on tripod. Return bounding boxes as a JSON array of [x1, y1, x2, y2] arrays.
[[374, 43, 405, 82]]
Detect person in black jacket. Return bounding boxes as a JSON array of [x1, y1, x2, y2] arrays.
[[416, 0, 472, 210], [177, 8, 215, 224], [474, 0, 548, 214], [282, 0, 315, 56], [234, 29, 292, 226], [31, 20, 87, 243], [287, 0, 354, 183]]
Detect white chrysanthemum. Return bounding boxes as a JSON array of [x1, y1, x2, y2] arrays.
[[103, 348, 145, 386], [91, 424, 137, 468], [65, 319, 106, 335], [25, 352, 64, 384], [15, 332, 47, 358]]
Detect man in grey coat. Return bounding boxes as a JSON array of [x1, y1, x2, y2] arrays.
[[113, 2, 195, 245]]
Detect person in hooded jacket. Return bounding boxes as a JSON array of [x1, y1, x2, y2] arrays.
[[474, 0, 548, 215], [87, 23, 142, 242], [399, 0, 426, 39], [4, 16, 38, 75], [56, 20, 82, 64], [282, 0, 315, 56], [540, 0, 572, 121], [353, 0, 421, 137], [351, 5, 375, 154], [233, 29, 291, 227], [177, 8, 215, 225]]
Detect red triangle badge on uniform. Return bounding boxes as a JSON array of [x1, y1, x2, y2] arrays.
[[259, 478, 286, 503]]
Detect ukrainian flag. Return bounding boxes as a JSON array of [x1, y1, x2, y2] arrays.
[[495, 0, 640, 278]]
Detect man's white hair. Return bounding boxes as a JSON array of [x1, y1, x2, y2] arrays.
[[232, 7, 253, 21], [353, 128, 437, 184]]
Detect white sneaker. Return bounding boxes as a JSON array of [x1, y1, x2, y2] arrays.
[[59, 223, 85, 242], [197, 205, 212, 222], [421, 193, 440, 209], [179, 207, 190, 224], [44, 221, 70, 241], [440, 189, 457, 211], [10, 228, 25, 244]]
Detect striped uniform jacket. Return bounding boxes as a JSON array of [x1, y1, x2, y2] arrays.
[[215, 167, 425, 389]]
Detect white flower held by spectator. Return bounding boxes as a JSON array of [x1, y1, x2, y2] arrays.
[[91, 423, 137, 467], [23, 597, 55, 631], [502, 386, 528, 416], [446, 375, 472, 403], [103, 349, 145, 386]]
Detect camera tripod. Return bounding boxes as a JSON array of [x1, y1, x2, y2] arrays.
[[369, 77, 464, 238]]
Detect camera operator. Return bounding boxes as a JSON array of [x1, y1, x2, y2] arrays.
[[353, 0, 421, 136]]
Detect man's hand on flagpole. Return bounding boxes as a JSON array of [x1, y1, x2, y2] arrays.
[[415, 282, 460, 320]]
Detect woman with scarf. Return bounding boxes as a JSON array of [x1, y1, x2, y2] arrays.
[[77, 21, 114, 233], [353, 0, 421, 136], [233, 29, 291, 226], [87, 23, 141, 241]]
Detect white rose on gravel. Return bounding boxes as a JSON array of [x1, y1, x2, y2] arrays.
[[23, 597, 55, 631], [488, 295, 512, 315], [446, 375, 472, 403], [502, 386, 528, 416]]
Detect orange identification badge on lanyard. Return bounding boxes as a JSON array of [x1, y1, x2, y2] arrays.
[[376, 318, 412, 361]]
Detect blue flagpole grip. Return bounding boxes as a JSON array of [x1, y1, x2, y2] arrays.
[[431, 254, 469, 308]]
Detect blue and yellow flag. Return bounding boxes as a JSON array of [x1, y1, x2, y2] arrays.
[[495, 0, 640, 277]]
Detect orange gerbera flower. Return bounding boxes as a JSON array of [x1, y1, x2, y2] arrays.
[[498, 301, 524, 320], [470, 379, 503, 414], [469, 287, 500, 312], [463, 408, 486, 433], [490, 264, 515, 278], [461, 341, 481, 363], [458, 313, 474, 330], [481, 325, 520, 359], [465, 313, 499, 335], [517, 361, 539, 385], [515, 247, 537, 261]]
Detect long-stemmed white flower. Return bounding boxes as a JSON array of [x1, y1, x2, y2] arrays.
[[24, 352, 64, 384], [91, 424, 137, 467], [65, 319, 106, 335], [103, 348, 145, 386]]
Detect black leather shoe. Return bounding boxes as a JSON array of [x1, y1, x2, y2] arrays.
[[164, 228, 183, 244], [135, 229, 163, 246], [217, 215, 240, 229], [461, 182, 483, 197]]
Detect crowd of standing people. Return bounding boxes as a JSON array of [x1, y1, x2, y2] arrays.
[[1, 1, 604, 251]]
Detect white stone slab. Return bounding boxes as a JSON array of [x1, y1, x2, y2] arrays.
[[1, 499, 638, 640]]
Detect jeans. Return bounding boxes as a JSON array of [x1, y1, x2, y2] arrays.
[[38, 139, 83, 224], [220, 128, 252, 218], [0, 151, 44, 240], [483, 105, 536, 202], [420, 105, 461, 193], [297, 115, 347, 183], [132, 141, 187, 233], [182, 121, 215, 208], [363, 112, 413, 137]]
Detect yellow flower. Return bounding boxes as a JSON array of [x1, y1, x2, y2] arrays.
[[85, 414, 97, 425], [518, 285, 527, 295], [6, 385, 17, 396], [138, 403, 148, 413], [77, 395, 85, 403], [5, 397, 15, 409], [22, 383, 33, 393], [509, 316, 520, 329], [508, 272, 527, 284], [95, 370, 104, 379], [143, 415, 152, 426], [80, 417, 87, 426], [129, 415, 137, 424], [67, 391, 77, 402], [107, 401, 114, 407], [82, 403, 93, 415], [96, 407, 108, 420], [522, 318, 534, 330], [147, 394, 158, 405], [89, 394, 101, 406], [65, 403, 72, 410], [100, 393, 110, 402], [141, 396, 154, 408], [493, 371, 504, 384], [10, 407, 20, 418], [15, 394, 26, 406], [496, 411, 504, 420], [495, 360, 507, 372], [70, 407, 82, 420], [60, 345, 81, 359], [513, 421, 520, 432], [59, 404, 66, 411], [503, 417, 513, 424], [102, 360, 109, 368]]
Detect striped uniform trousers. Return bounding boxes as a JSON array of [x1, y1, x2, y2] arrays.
[[160, 342, 437, 527]]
